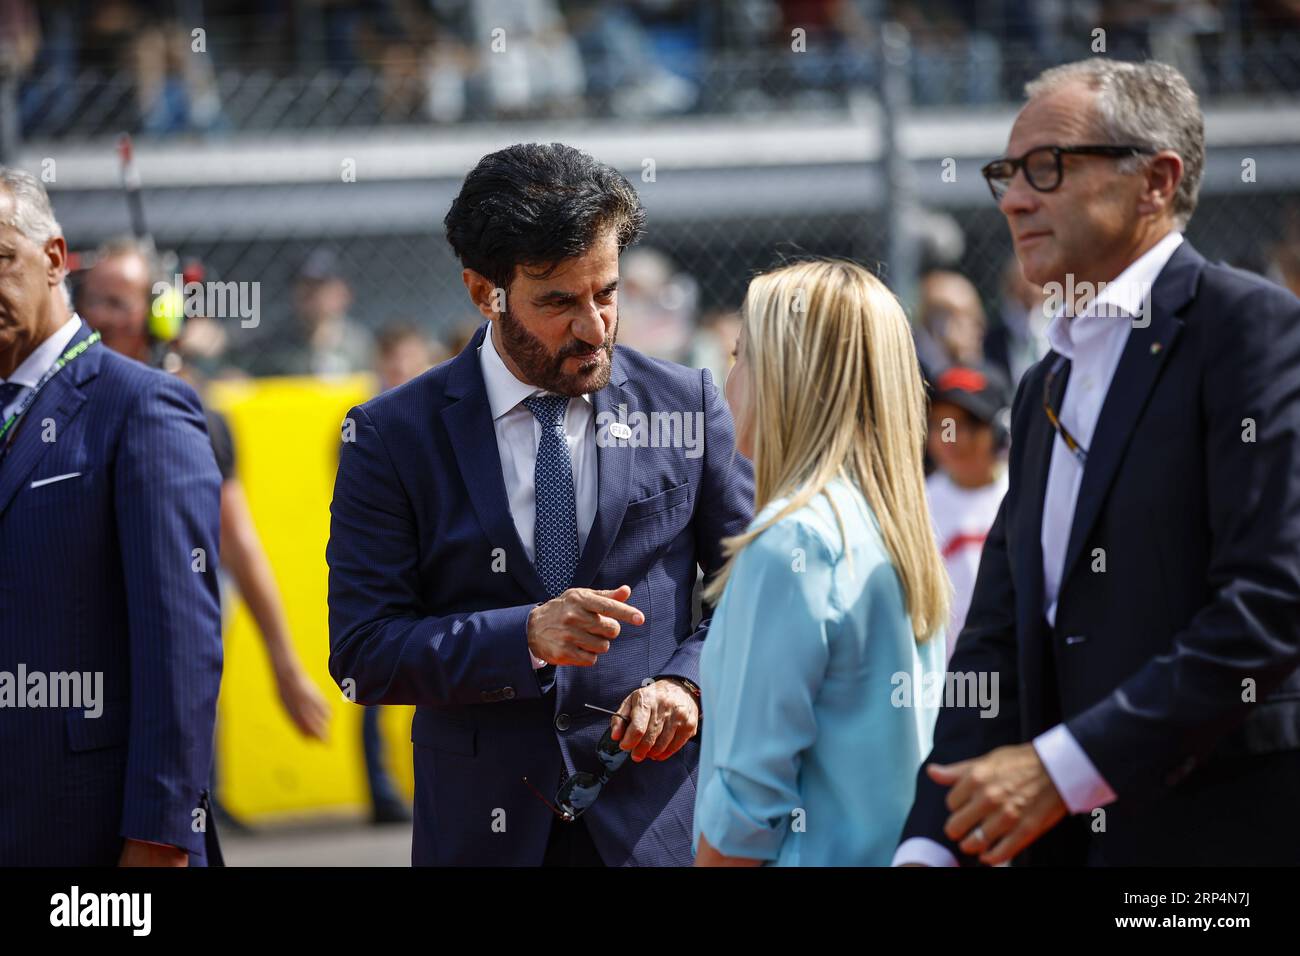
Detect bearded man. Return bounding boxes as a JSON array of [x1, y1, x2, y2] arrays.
[[326, 143, 753, 866]]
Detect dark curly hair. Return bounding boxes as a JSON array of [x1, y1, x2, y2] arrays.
[[443, 143, 646, 294]]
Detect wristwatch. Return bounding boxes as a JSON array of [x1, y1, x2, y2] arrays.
[[658, 675, 701, 701]]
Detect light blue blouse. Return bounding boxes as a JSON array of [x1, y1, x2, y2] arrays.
[[693, 478, 945, 866]]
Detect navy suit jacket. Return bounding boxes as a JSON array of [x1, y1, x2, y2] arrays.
[[901, 241, 1300, 865], [327, 323, 754, 865], [0, 321, 223, 865]]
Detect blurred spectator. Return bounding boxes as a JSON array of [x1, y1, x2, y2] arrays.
[[892, 0, 1001, 105], [237, 248, 374, 377], [566, 0, 701, 116], [130, 14, 223, 133], [924, 362, 1011, 661], [420, 2, 476, 123], [77, 236, 332, 748], [467, 0, 584, 117], [913, 268, 987, 380], [0, 0, 40, 81], [773, 0, 878, 104], [1098, 0, 1221, 91], [75, 236, 160, 365], [687, 306, 742, 386], [984, 252, 1048, 386], [375, 320, 447, 387], [613, 246, 698, 361]]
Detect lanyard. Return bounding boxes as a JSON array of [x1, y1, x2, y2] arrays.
[[0, 330, 101, 458]]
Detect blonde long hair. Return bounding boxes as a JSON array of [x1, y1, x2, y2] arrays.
[[704, 258, 948, 643]]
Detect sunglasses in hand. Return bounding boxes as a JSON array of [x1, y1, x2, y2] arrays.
[[523, 704, 632, 822]]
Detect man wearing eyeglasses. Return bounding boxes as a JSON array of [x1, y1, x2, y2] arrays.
[[896, 58, 1300, 866]]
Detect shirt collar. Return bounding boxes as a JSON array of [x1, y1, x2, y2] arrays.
[[477, 322, 591, 421], [1, 314, 82, 388], [1045, 230, 1184, 359]]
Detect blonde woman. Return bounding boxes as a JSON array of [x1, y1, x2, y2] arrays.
[[693, 258, 949, 866]]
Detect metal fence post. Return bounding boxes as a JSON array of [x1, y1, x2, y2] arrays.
[[880, 21, 920, 317]]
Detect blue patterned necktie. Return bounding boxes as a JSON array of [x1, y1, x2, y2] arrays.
[[522, 393, 579, 598]]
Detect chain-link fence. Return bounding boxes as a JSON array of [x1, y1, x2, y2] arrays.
[[116, 186, 1296, 376]]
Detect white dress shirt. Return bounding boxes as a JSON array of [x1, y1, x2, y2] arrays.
[[0, 314, 82, 421], [893, 230, 1184, 867], [478, 325, 599, 669]]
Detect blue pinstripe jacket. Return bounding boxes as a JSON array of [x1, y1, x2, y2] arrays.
[[0, 320, 223, 866], [327, 323, 754, 866]]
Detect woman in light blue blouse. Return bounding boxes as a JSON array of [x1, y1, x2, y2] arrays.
[[694, 259, 950, 866]]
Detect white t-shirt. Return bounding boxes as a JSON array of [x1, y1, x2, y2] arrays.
[[926, 469, 1009, 662]]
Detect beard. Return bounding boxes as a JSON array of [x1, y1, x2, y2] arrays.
[[497, 306, 617, 397]]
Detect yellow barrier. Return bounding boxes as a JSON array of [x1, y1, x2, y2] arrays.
[[207, 375, 414, 821]]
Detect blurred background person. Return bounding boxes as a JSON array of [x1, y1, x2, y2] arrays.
[[694, 258, 948, 866], [237, 248, 374, 377], [610, 245, 698, 361], [686, 306, 742, 389], [912, 268, 987, 382], [78, 236, 332, 756], [984, 253, 1048, 387], [924, 362, 1011, 663]]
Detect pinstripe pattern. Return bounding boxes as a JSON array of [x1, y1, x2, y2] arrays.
[[328, 322, 754, 866], [0, 322, 223, 866]]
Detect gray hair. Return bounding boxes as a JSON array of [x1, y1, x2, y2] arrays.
[[1025, 59, 1205, 228], [0, 167, 64, 244], [0, 166, 72, 306]]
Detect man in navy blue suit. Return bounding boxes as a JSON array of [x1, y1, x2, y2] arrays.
[[327, 143, 753, 866], [896, 59, 1300, 866], [0, 168, 223, 866]]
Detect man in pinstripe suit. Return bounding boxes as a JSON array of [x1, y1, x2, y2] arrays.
[[0, 168, 223, 866]]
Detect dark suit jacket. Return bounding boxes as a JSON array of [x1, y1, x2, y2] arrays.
[[901, 241, 1300, 865], [0, 321, 223, 865], [327, 323, 754, 865]]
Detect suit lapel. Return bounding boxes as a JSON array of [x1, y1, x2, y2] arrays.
[[0, 323, 100, 521], [572, 352, 634, 588], [440, 325, 547, 599], [1058, 243, 1201, 589]]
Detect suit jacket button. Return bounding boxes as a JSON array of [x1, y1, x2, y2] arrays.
[[555, 713, 571, 732], [502, 686, 515, 700]]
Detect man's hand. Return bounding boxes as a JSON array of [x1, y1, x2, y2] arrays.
[[612, 679, 698, 762], [119, 839, 189, 867], [527, 585, 644, 666], [928, 742, 1068, 865]]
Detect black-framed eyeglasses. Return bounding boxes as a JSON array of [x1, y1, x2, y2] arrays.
[[981, 144, 1157, 201], [523, 710, 631, 823], [1043, 355, 1087, 465]]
